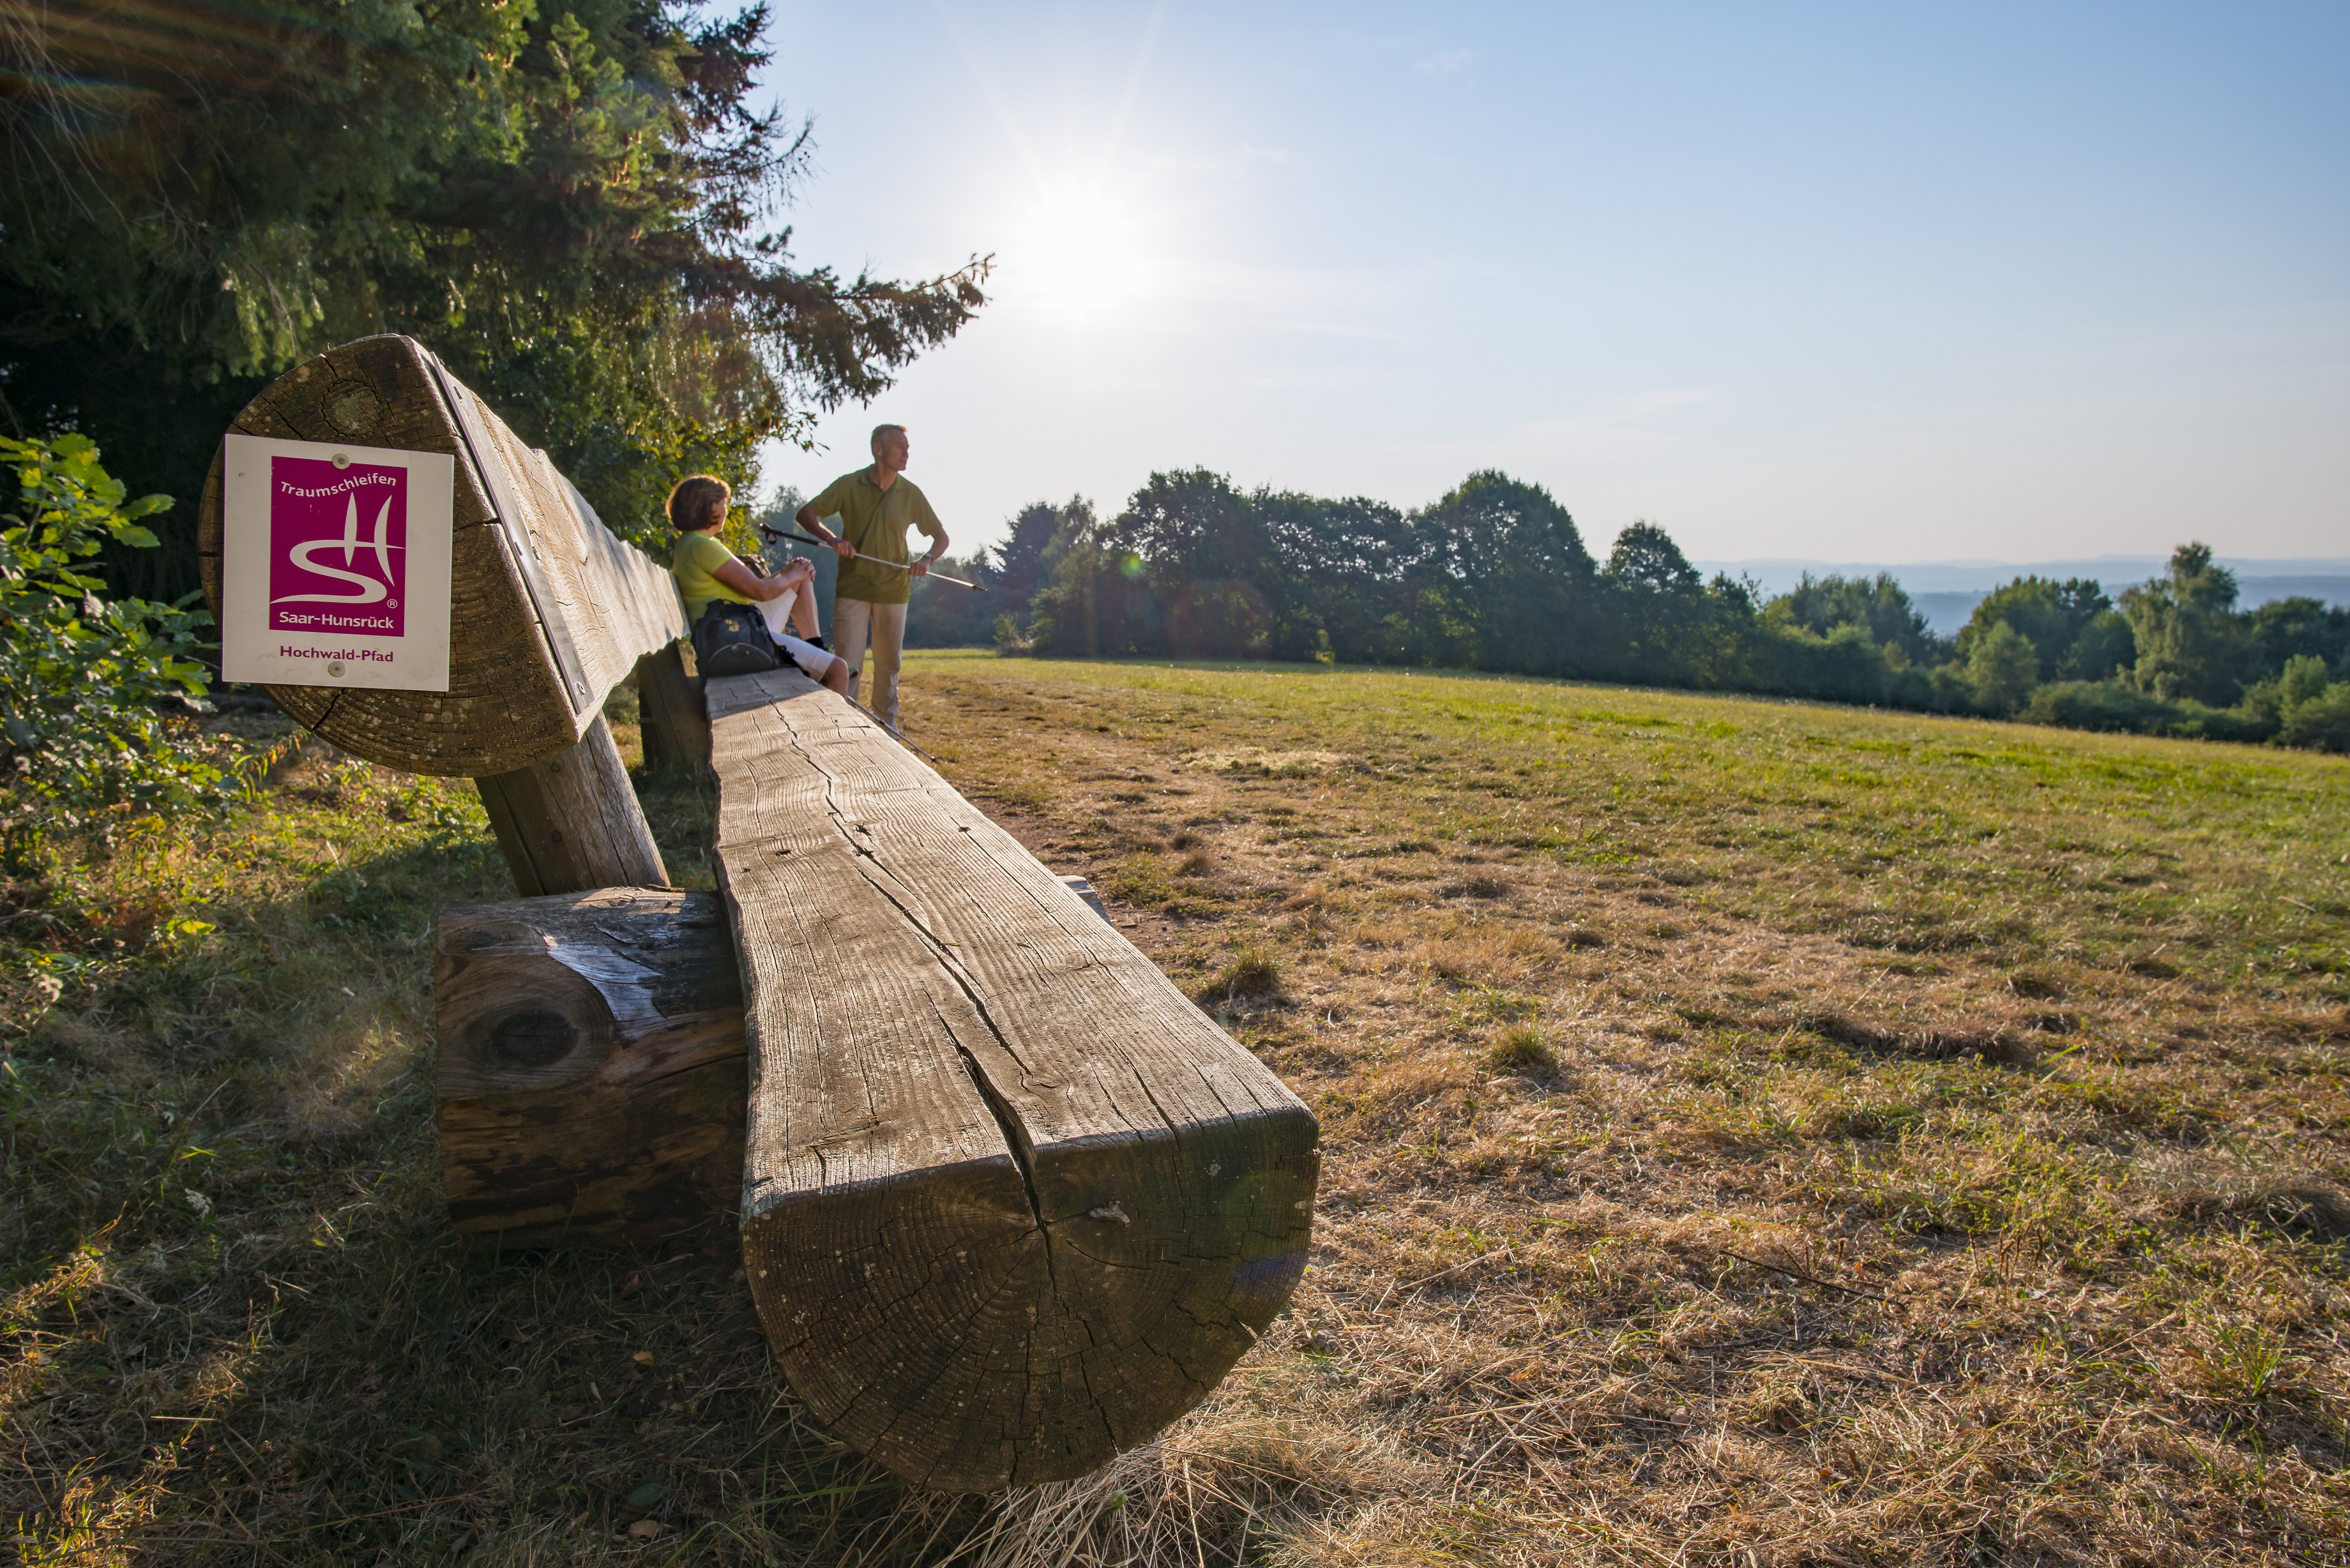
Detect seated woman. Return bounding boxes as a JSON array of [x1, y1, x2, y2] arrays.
[[667, 474, 851, 695]]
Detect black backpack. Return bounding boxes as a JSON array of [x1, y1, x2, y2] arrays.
[[692, 601, 778, 678]]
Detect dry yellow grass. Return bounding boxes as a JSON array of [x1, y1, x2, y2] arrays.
[[893, 652, 2350, 1566], [3, 655, 2345, 1564]]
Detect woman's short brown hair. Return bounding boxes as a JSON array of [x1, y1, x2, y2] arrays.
[[665, 474, 731, 532]]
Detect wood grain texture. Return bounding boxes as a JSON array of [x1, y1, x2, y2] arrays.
[[434, 887, 745, 1249], [474, 715, 669, 896], [708, 668, 1320, 1492], [196, 335, 688, 776], [635, 642, 711, 778]]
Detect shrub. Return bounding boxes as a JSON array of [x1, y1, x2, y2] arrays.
[[0, 435, 226, 867], [990, 613, 1035, 655], [1758, 621, 1897, 706], [1886, 661, 1975, 714], [2280, 682, 2350, 754], [2018, 680, 2182, 734], [2169, 700, 2276, 745]]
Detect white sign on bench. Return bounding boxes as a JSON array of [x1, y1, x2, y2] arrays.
[[217, 434, 455, 691]]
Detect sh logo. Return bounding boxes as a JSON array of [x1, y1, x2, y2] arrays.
[[268, 456, 408, 637]]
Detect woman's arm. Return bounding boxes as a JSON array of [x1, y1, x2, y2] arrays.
[[711, 554, 814, 603]]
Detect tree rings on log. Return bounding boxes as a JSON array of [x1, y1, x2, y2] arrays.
[[197, 335, 687, 776], [706, 670, 1321, 1491], [435, 887, 744, 1248]]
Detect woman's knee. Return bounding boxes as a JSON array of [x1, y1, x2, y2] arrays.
[[822, 656, 851, 693]]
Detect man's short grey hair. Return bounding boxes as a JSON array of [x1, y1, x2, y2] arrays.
[[870, 423, 907, 455]]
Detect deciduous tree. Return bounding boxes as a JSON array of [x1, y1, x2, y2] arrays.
[[1957, 577, 2125, 681], [2121, 543, 2245, 703], [1766, 573, 1941, 666], [1966, 621, 2042, 714]]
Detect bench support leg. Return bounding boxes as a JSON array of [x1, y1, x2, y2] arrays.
[[634, 643, 709, 779], [474, 714, 669, 896]]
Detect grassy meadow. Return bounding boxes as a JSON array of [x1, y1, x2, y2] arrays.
[[3, 651, 2347, 1564]]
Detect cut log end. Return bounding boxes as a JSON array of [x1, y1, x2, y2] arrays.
[[434, 887, 743, 1249], [742, 1118, 1317, 1491], [197, 333, 689, 778]]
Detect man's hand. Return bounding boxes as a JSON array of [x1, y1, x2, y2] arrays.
[[797, 504, 858, 562], [909, 557, 930, 578]]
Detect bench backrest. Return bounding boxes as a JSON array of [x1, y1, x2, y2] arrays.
[[197, 335, 686, 776]]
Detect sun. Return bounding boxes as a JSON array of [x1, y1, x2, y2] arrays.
[[1002, 173, 1167, 326]]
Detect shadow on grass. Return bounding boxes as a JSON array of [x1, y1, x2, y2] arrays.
[[1, 774, 989, 1563]]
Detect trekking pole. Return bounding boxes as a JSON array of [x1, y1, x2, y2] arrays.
[[759, 524, 985, 591]]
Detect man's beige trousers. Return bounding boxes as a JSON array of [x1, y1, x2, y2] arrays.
[[831, 596, 907, 731]]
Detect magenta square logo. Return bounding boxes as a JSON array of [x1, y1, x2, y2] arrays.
[[268, 456, 408, 638]]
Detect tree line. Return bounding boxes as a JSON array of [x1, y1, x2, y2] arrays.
[[865, 470, 2350, 754]]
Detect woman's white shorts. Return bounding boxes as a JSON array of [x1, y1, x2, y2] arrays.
[[775, 631, 836, 681]]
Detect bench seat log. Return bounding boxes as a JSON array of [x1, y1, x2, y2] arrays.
[[707, 669, 1321, 1492], [435, 888, 743, 1248]]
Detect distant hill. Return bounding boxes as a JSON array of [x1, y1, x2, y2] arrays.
[[1694, 557, 2350, 637]]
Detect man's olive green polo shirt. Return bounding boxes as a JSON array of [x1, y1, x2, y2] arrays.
[[805, 467, 944, 606]]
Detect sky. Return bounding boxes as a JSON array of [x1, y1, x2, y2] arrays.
[[754, 2, 2348, 566]]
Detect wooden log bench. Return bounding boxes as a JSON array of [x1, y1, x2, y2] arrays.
[[197, 334, 1320, 1493]]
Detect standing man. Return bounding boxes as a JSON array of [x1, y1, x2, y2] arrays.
[[797, 423, 948, 733]]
